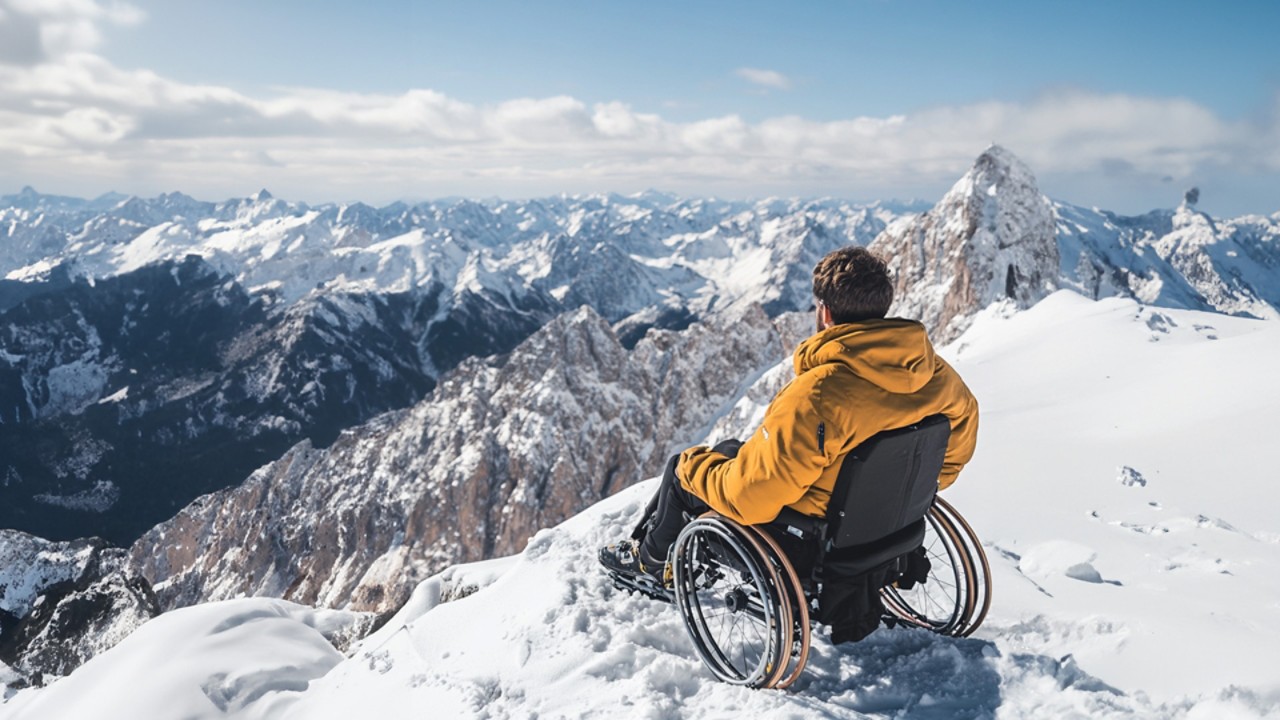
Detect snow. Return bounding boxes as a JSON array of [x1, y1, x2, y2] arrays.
[[96, 386, 129, 404], [0, 192, 905, 326], [32, 480, 120, 513], [4, 290, 1280, 718], [0, 538, 94, 617], [1, 600, 358, 717]]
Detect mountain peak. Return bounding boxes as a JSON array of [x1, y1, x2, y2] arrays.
[[871, 146, 1059, 341], [951, 145, 1039, 202], [252, 189, 274, 202], [976, 143, 1019, 167]]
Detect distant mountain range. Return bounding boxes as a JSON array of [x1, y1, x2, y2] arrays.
[[1, 146, 1278, 684], [0, 187, 911, 544], [2, 145, 1276, 546]]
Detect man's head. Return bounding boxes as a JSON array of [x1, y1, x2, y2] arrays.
[[812, 246, 893, 328]]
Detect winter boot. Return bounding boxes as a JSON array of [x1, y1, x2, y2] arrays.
[[598, 539, 672, 588]]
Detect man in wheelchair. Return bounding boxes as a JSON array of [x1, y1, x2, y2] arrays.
[[600, 246, 980, 646]]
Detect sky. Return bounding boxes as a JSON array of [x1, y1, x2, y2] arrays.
[[0, 0, 1277, 215]]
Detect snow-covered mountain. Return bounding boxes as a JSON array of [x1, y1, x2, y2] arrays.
[[1, 189, 906, 546], [2, 145, 1279, 693], [872, 145, 1280, 342], [872, 146, 1060, 342], [0, 187, 907, 316], [5, 291, 1278, 718], [0, 530, 156, 685], [0, 258, 438, 544], [3, 153, 1277, 546], [1055, 199, 1280, 321]]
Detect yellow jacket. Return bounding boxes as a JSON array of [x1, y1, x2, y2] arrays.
[[678, 319, 978, 525]]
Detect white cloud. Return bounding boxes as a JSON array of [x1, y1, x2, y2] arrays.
[[0, 5, 1276, 213], [734, 67, 791, 91], [0, 0, 143, 62]]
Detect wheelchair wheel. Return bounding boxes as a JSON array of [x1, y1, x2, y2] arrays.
[[672, 517, 793, 688], [880, 499, 991, 637], [740, 524, 810, 690], [935, 496, 992, 635]]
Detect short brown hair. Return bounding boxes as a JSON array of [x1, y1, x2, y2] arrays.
[[812, 246, 893, 323]]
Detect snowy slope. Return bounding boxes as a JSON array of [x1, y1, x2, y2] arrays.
[[5, 290, 1278, 718]]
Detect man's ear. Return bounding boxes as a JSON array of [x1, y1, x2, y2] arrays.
[[818, 303, 834, 330]]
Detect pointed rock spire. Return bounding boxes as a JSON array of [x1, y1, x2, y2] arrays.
[[870, 145, 1060, 342]]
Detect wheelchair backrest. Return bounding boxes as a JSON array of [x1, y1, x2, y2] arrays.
[[824, 414, 950, 549]]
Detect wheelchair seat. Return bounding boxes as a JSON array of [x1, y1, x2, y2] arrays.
[[761, 414, 948, 589]]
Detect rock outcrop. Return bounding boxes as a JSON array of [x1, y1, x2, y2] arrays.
[[871, 145, 1060, 342], [0, 530, 158, 686]]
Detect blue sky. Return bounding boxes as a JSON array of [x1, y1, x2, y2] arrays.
[[106, 1, 1278, 121], [1, 0, 1278, 214]]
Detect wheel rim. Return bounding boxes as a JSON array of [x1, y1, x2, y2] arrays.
[[881, 506, 969, 633], [935, 496, 992, 636], [674, 519, 787, 687], [742, 524, 811, 690]]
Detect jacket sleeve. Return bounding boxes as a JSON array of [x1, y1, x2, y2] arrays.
[[936, 359, 979, 491], [678, 376, 834, 525]]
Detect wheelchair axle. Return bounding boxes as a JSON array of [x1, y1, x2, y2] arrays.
[[723, 588, 748, 613]]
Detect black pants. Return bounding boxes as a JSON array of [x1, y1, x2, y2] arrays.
[[636, 453, 711, 562], [634, 440, 822, 581]]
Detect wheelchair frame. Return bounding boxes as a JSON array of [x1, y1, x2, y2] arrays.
[[668, 496, 991, 690]]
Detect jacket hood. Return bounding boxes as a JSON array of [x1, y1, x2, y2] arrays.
[[793, 319, 938, 394]]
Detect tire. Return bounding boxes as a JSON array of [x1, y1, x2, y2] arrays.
[[670, 501, 992, 689], [672, 517, 792, 688], [740, 523, 811, 690], [880, 499, 991, 637]]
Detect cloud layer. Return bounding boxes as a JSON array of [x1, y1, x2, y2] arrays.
[[1, 1, 1277, 213]]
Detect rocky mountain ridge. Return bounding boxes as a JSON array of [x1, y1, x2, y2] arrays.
[[111, 148, 1280, 623], [871, 146, 1060, 342], [0, 258, 441, 544], [127, 306, 810, 613], [871, 145, 1280, 341], [1053, 199, 1280, 322], [0, 530, 157, 688]]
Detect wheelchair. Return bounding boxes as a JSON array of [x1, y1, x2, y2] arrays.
[[616, 414, 992, 690]]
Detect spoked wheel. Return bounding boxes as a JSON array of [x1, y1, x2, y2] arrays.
[[935, 496, 992, 634], [740, 524, 811, 689], [880, 498, 992, 637], [672, 516, 794, 688]]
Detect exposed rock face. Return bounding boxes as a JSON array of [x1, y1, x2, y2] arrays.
[[871, 145, 1060, 342], [129, 306, 804, 614], [0, 530, 158, 685]]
